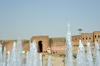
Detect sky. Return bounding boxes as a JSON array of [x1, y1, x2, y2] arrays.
[[0, 0, 100, 40]]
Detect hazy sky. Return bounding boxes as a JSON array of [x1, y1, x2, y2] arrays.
[[0, 0, 100, 40]]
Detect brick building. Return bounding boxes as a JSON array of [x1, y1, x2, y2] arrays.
[[0, 31, 100, 54]]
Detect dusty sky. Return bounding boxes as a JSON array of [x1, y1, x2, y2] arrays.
[[0, 0, 100, 40]]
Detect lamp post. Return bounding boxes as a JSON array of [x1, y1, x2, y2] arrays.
[[78, 29, 83, 40], [78, 29, 83, 35]]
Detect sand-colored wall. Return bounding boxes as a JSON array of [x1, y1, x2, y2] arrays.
[[72, 35, 81, 45], [50, 38, 66, 54], [22, 40, 29, 51], [1, 31, 100, 55], [3, 40, 17, 53], [81, 33, 93, 45], [93, 31, 100, 42], [2, 40, 29, 53], [31, 36, 49, 52]]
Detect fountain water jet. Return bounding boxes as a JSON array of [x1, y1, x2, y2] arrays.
[[10, 42, 17, 66], [7, 51, 11, 66], [76, 40, 86, 66], [39, 54, 43, 66], [94, 41, 100, 66], [3, 47, 6, 66], [48, 56, 52, 66], [1, 24, 100, 66], [16, 39, 23, 66], [29, 40, 38, 66], [26, 51, 30, 66], [0, 45, 2, 66], [86, 42, 94, 66], [66, 23, 73, 66]]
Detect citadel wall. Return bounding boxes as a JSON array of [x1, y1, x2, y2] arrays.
[[0, 31, 100, 55]]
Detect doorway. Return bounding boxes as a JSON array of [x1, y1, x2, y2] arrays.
[[38, 41, 43, 52]]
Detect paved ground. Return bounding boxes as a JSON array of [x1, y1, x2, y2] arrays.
[[22, 53, 76, 66], [42, 55, 65, 66]]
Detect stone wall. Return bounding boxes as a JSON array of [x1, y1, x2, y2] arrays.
[[50, 38, 66, 54], [22, 40, 29, 52], [2, 40, 29, 53], [93, 31, 100, 42], [1, 31, 100, 54], [31, 36, 49, 52], [3, 40, 17, 53], [81, 33, 93, 45]]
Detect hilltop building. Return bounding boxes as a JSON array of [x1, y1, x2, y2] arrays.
[[0, 31, 100, 54]]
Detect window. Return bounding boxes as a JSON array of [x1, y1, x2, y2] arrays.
[[83, 38, 84, 40], [73, 45, 79, 46], [86, 38, 87, 40], [56, 44, 62, 46], [98, 35, 100, 38], [75, 38, 77, 41], [76, 45, 79, 46], [89, 37, 91, 40]]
